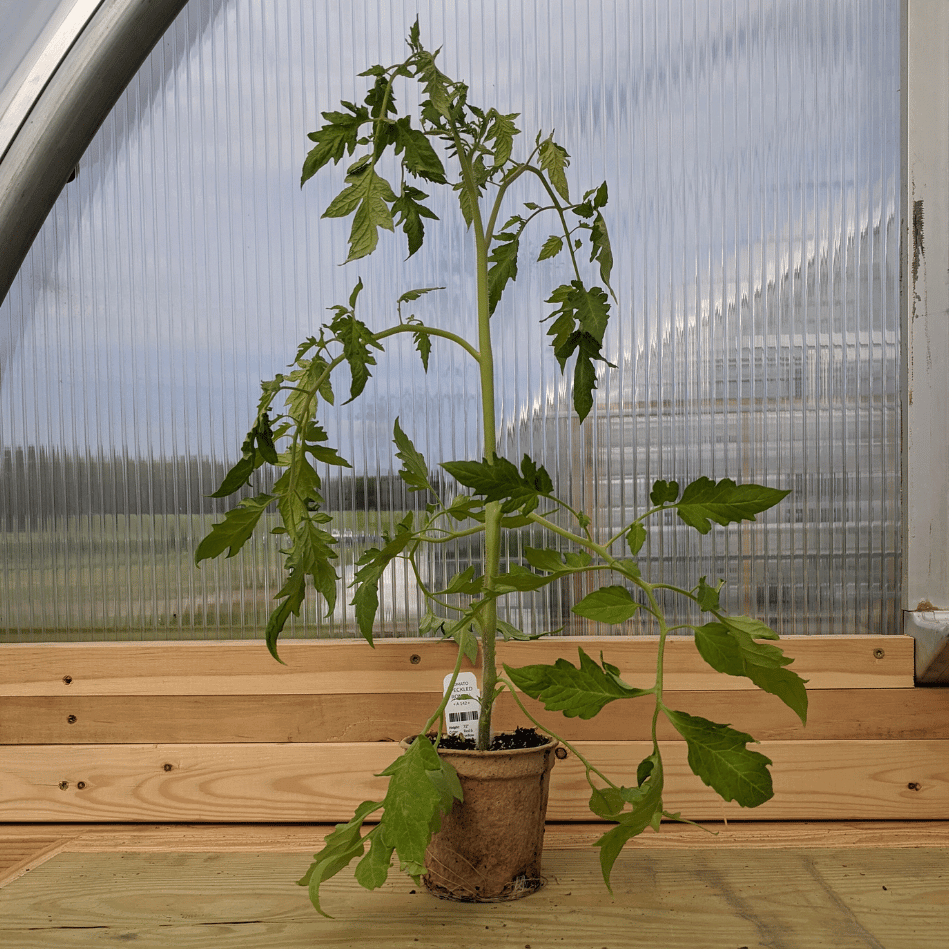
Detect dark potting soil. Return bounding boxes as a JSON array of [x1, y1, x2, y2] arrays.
[[426, 726, 550, 751]]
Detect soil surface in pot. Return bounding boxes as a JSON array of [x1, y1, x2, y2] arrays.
[[426, 726, 549, 751]]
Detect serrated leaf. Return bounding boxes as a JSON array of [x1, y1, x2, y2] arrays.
[[352, 531, 414, 642], [538, 235, 564, 261], [302, 104, 369, 185], [392, 184, 439, 257], [539, 137, 570, 201], [412, 330, 432, 371], [441, 565, 483, 595], [393, 117, 447, 183], [650, 480, 680, 506], [572, 585, 640, 624], [693, 621, 808, 724], [377, 736, 461, 881], [297, 798, 382, 917], [441, 453, 553, 514], [674, 477, 791, 535], [393, 417, 432, 492], [195, 494, 275, 563], [323, 165, 396, 262], [210, 455, 256, 499], [695, 576, 724, 611], [590, 211, 614, 293], [594, 757, 664, 889], [353, 825, 392, 890], [627, 522, 647, 554], [486, 109, 519, 167], [331, 306, 382, 404], [665, 708, 774, 807], [487, 234, 519, 315], [505, 647, 650, 719]]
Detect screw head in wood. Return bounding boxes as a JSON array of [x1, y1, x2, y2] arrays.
[[67, 715, 77, 724], [62, 675, 73, 685], [163, 763, 174, 772], [59, 781, 68, 790], [873, 648, 885, 659], [555, 747, 568, 760], [410, 654, 421, 665]]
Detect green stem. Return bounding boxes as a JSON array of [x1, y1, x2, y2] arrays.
[[501, 678, 622, 791]]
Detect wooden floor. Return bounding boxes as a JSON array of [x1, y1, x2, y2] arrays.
[[1, 823, 947, 948]]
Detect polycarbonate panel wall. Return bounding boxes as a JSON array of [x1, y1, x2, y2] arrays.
[[0, 0, 900, 642]]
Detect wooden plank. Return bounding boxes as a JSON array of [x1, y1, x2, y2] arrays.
[[3, 686, 946, 744], [0, 635, 915, 696], [0, 837, 69, 887], [4, 821, 947, 854], [1, 847, 947, 947], [2, 739, 946, 823]]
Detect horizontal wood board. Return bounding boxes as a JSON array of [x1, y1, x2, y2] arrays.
[[0, 636, 916, 696], [2, 739, 946, 823], [3, 687, 946, 744], [2, 845, 948, 947]]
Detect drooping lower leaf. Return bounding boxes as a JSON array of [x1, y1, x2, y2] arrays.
[[693, 621, 808, 724], [195, 494, 275, 562], [297, 798, 383, 918], [505, 647, 651, 719], [665, 708, 774, 808], [376, 736, 462, 881], [594, 756, 664, 889], [393, 417, 433, 493]]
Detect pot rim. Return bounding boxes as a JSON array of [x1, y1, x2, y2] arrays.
[[400, 735, 559, 757]]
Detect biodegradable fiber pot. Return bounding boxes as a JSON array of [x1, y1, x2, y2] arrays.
[[402, 737, 560, 902]]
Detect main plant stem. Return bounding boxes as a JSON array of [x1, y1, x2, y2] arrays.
[[455, 142, 502, 751]]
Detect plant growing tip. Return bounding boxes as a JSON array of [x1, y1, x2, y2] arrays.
[[198, 22, 806, 915]]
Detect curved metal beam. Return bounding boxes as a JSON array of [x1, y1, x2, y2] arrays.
[[0, 0, 189, 308]]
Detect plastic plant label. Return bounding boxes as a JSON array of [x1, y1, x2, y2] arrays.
[[443, 671, 481, 741]]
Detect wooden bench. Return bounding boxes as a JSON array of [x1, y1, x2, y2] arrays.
[[0, 635, 946, 824]]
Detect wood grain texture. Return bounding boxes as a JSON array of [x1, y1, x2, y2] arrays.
[[0, 837, 69, 886], [1, 847, 947, 948], [4, 821, 948, 854], [2, 740, 946, 823], [3, 686, 945, 744], [0, 635, 915, 696]]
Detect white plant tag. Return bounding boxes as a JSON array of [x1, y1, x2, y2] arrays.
[[443, 671, 481, 741]]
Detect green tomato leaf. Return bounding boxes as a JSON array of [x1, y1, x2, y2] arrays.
[[695, 576, 724, 612], [693, 621, 808, 724], [492, 564, 555, 593], [539, 136, 571, 201], [594, 756, 664, 890], [650, 479, 680, 506], [571, 585, 639, 625], [441, 453, 553, 514], [301, 103, 369, 185], [393, 117, 447, 183], [297, 798, 383, 917], [538, 235, 564, 261], [674, 477, 790, 535], [331, 308, 383, 404], [195, 494, 275, 563], [487, 233, 520, 315], [392, 183, 439, 257], [353, 825, 393, 890], [377, 736, 461, 881], [504, 647, 650, 719], [626, 522, 647, 555], [665, 708, 774, 808], [590, 210, 614, 293], [393, 417, 432, 493], [323, 163, 396, 262]]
